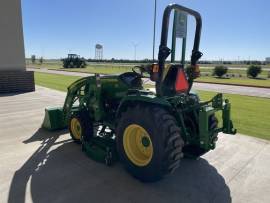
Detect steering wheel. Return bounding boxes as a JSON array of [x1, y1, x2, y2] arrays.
[[132, 65, 151, 78]]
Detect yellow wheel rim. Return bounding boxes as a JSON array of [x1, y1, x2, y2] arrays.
[[123, 124, 153, 166], [70, 118, 82, 140]]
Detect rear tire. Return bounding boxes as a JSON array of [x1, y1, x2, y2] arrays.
[[182, 114, 218, 158], [209, 114, 218, 131], [209, 114, 219, 142], [68, 112, 93, 144], [116, 105, 184, 182]]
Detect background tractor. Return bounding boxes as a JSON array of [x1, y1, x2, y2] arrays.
[[62, 54, 86, 68], [43, 4, 236, 182]]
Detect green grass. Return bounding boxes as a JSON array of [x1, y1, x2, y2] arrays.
[[27, 61, 270, 79], [35, 72, 270, 140], [197, 91, 270, 140], [29, 63, 133, 75], [200, 63, 270, 69], [196, 76, 270, 87], [77, 65, 132, 74], [35, 72, 80, 91], [200, 67, 269, 77]]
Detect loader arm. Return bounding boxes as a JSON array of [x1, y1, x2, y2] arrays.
[[42, 77, 91, 130]]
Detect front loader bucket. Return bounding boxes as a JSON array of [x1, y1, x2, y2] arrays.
[[42, 107, 67, 131]]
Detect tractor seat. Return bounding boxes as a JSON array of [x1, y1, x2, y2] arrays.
[[118, 72, 142, 88]]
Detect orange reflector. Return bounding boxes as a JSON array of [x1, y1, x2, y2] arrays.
[[152, 63, 159, 73], [175, 69, 189, 92]]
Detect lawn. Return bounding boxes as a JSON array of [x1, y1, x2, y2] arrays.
[[28, 62, 270, 75], [34, 72, 270, 140], [200, 67, 269, 77], [35, 72, 80, 91], [197, 90, 270, 140], [196, 76, 270, 87], [200, 63, 270, 69], [30, 63, 270, 87], [29, 63, 133, 75]]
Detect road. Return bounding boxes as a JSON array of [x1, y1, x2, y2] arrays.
[[192, 82, 270, 98], [82, 63, 270, 71], [0, 86, 270, 203], [199, 66, 270, 71], [28, 67, 270, 98]]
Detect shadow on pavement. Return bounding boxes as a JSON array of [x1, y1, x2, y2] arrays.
[[0, 92, 27, 97], [8, 128, 231, 203]]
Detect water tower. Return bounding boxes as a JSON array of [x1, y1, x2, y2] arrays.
[[95, 44, 103, 60]]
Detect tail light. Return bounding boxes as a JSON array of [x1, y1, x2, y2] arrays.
[[150, 63, 159, 82], [152, 63, 159, 73]]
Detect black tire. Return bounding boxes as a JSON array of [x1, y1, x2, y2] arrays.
[[69, 62, 74, 68], [209, 114, 218, 142], [116, 105, 184, 182], [81, 63, 86, 68], [209, 114, 218, 130], [68, 111, 93, 144]]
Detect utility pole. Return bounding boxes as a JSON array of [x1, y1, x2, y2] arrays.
[[132, 42, 139, 61], [152, 0, 157, 61]]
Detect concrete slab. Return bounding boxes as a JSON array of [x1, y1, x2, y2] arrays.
[[0, 86, 270, 203]]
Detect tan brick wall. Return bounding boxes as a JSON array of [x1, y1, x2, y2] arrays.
[[0, 0, 25, 71], [0, 71, 35, 93], [0, 0, 35, 93]]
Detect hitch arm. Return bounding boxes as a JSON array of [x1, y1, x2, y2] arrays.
[[211, 93, 237, 135], [222, 99, 237, 134]]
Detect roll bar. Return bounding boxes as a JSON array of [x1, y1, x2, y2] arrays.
[[156, 4, 203, 95]]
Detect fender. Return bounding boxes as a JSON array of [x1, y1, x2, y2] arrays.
[[116, 91, 172, 118]]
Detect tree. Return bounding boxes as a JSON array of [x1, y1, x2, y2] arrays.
[[39, 57, 43, 64], [31, 55, 36, 64], [247, 65, 262, 78], [213, 65, 228, 78]]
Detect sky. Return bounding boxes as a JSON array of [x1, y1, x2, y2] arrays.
[[22, 0, 270, 61]]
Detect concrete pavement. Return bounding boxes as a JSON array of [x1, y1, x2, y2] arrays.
[[192, 82, 270, 98], [0, 86, 270, 203]]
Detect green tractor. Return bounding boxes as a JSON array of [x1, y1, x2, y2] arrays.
[[62, 54, 86, 68], [43, 4, 236, 182]]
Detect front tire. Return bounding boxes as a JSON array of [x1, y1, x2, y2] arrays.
[[116, 105, 184, 182], [68, 112, 93, 144]]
